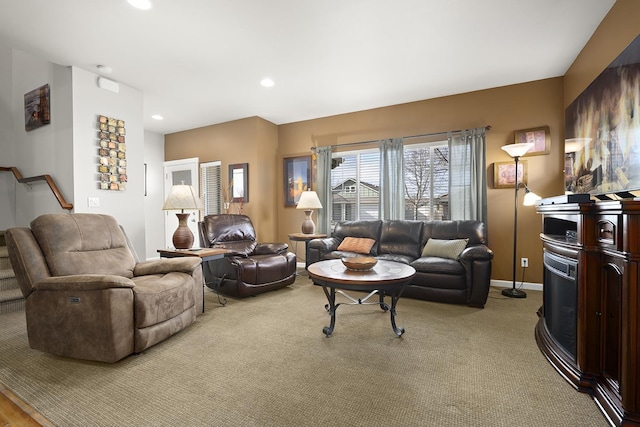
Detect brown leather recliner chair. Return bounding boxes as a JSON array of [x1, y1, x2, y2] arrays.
[[5, 213, 203, 363], [198, 214, 296, 298]]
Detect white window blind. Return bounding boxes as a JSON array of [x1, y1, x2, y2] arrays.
[[200, 161, 221, 216], [331, 150, 380, 224]]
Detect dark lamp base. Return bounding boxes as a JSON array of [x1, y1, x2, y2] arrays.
[[502, 287, 527, 298]]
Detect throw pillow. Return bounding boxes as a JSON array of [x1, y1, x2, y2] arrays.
[[337, 237, 376, 255], [421, 238, 469, 260]]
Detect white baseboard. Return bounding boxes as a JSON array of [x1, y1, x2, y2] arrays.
[[491, 279, 542, 292], [296, 262, 305, 269]]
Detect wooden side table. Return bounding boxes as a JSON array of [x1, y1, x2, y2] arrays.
[[158, 248, 230, 311], [288, 232, 327, 269]]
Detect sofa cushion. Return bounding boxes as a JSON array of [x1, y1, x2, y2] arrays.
[[421, 238, 468, 260], [411, 256, 466, 275], [378, 220, 424, 259], [337, 237, 376, 255]]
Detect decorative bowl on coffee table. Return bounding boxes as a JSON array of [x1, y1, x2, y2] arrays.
[[341, 257, 378, 271]]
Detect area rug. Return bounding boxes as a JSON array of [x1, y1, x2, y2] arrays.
[[0, 277, 607, 426]]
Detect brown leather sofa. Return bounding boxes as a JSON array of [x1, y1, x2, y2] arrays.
[[5, 213, 203, 363], [198, 214, 297, 298], [307, 220, 494, 308]]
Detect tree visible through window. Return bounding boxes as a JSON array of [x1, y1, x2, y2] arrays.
[[403, 144, 449, 220], [330, 142, 449, 226]]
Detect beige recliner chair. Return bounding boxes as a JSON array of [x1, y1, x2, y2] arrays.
[[5, 213, 203, 363]]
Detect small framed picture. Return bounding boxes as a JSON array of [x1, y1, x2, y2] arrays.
[[284, 155, 311, 207], [494, 160, 528, 189], [514, 126, 550, 156], [24, 84, 51, 131]]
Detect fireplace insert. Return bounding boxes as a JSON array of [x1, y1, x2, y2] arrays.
[[543, 250, 578, 361]]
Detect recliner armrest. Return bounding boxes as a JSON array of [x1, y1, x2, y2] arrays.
[[134, 258, 201, 276], [254, 242, 288, 255], [37, 274, 135, 291]]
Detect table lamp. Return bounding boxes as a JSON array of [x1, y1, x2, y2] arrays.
[[296, 190, 323, 234], [162, 183, 203, 249]]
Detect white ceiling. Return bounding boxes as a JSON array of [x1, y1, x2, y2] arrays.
[[0, 0, 616, 135]]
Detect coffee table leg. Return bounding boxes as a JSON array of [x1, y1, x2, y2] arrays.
[[389, 291, 405, 336], [321, 285, 337, 337], [378, 292, 389, 311]]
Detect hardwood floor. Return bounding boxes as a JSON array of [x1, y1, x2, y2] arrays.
[[0, 383, 54, 426]]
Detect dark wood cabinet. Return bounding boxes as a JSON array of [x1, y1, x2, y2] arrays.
[[536, 200, 640, 426]]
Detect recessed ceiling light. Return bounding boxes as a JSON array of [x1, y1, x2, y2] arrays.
[[260, 78, 275, 88], [96, 65, 112, 74], [127, 0, 152, 10], [151, 114, 163, 120]]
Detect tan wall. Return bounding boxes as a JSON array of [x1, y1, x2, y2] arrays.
[[165, 116, 279, 242], [164, 0, 638, 283], [278, 78, 565, 283]]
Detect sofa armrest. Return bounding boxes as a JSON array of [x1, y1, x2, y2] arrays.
[[307, 237, 342, 264], [254, 242, 288, 255], [308, 237, 341, 252], [37, 274, 135, 291], [459, 244, 494, 261], [459, 245, 494, 308], [134, 258, 201, 276]]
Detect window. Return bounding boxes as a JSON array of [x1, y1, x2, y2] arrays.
[[200, 161, 221, 217], [403, 143, 449, 221], [329, 142, 450, 226], [331, 150, 380, 224]]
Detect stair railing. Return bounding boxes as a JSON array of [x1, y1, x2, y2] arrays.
[[0, 166, 73, 210]]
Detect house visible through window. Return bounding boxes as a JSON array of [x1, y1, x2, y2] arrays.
[[200, 161, 221, 217], [331, 150, 380, 223], [330, 142, 449, 226]]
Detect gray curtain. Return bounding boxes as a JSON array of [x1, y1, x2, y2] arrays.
[[378, 138, 405, 220], [315, 146, 333, 234], [448, 128, 487, 222]]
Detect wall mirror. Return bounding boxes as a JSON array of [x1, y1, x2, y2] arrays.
[[229, 163, 248, 203]]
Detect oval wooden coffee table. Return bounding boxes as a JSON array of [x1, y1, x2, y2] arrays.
[[307, 259, 416, 337]]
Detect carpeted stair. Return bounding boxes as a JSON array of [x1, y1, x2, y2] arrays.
[[0, 231, 24, 315]]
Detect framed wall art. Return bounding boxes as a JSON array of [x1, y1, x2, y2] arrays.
[[229, 163, 248, 203], [97, 115, 127, 191], [565, 34, 640, 196], [284, 155, 311, 206], [514, 126, 550, 156], [494, 160, 528, 189], [24, 84, 51, 131]]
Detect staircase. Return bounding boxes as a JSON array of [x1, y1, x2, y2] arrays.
[[0, 231, 24, 314]]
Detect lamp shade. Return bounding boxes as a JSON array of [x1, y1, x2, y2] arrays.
[[564, 138, 591, 153], [523, 188, 542, 206], [296, 191, 323, 210], [162, 184, 203, 211], [501, 142, 534, 158]]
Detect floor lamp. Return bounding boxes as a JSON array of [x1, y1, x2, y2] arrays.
[[501, 142, 541, 298]]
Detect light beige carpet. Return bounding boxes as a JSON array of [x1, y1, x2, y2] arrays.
[[0, 276, 607, 426]]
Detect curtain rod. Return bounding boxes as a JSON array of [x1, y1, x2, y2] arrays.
[[310, 125, 491, 152]]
